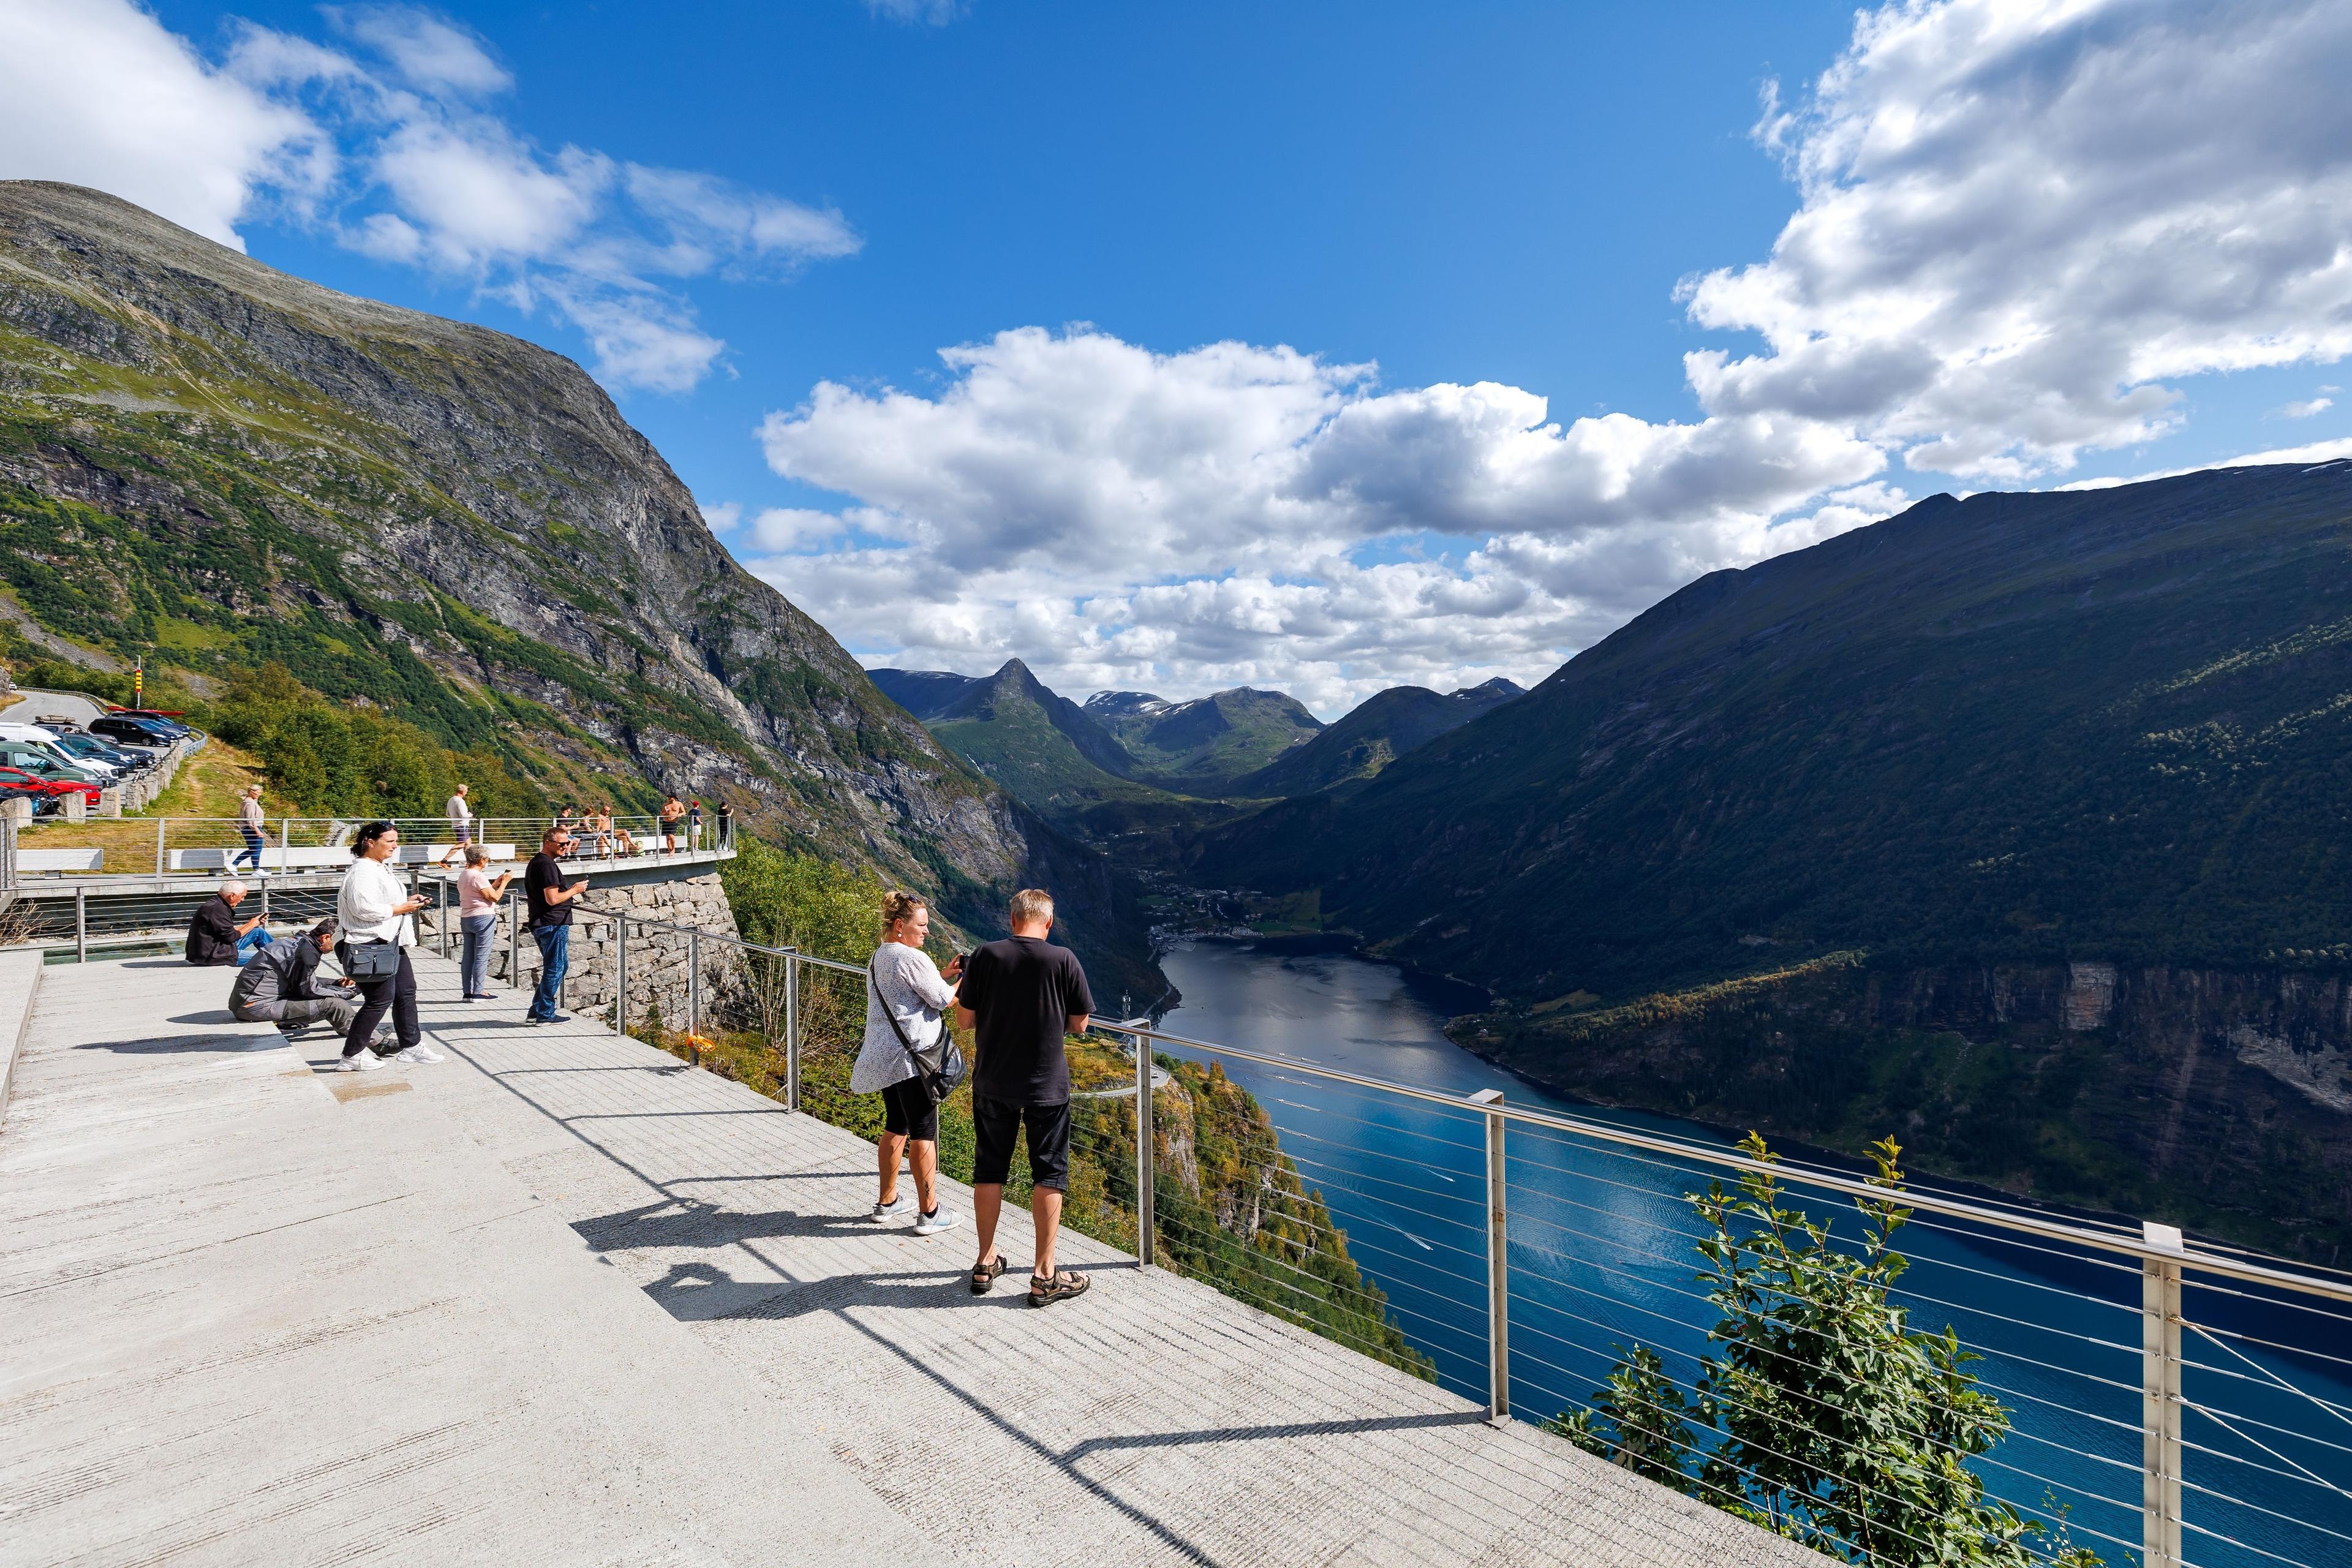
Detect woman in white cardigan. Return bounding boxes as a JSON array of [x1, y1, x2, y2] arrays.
[[335, 820, 440, 1071]]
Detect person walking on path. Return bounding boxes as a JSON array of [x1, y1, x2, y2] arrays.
[[524, 826, 590, 1023], [440, 782, 472, 867], [957, 888, 1095, 1306], [229, 919, 386, 1047], [659, 793, 685, 854], [335, 821, 442, 1071], [185, 880, 268, 965], [232, 784, 268, 873], [454, 844, 514, 1001], [854, 891, 963, 1237]]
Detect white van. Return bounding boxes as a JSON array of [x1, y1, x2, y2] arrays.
[[0, 722, 119, 778]]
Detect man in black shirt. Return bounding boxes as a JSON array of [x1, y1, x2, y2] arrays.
[[522, 827, 590, 1023], [185, 881, 266, 965], [955, 888, 1095, 1306]]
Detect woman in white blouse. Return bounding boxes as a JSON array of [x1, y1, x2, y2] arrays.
[[334, 821, 441, 1071], [854, 891, 963, 1235]]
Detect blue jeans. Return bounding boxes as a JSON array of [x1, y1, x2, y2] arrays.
[[235, 927, 270, 964], [459, 913, 497, 997], [232, 826, 264, 872], [529, 922, 570, 1020]]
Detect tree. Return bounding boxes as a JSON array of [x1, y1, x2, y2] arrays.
[[1559, 1134, 2098, 1567]]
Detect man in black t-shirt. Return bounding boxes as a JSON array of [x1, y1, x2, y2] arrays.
[[522, 827, 589, 1023], [956, 888, 1095, 1306]]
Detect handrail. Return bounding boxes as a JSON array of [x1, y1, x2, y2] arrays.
[[586, 905, 2352, 1309]]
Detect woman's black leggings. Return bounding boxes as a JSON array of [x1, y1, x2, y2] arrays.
[[344, 947, 420, 1058]]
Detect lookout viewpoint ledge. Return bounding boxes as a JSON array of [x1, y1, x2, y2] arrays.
[[0, 946, 1822, 1568]]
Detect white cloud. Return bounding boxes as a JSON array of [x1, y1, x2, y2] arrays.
[[2279, 396, 2335, 419], [698, 500, 744, 533], [0, 0, 326, 249], [755, 0, 2352, 710], [752, 326, 1887, 712], [0, 2, 856, 393], [1684, 0, 2352, 481], [866, 0, 967, 24]]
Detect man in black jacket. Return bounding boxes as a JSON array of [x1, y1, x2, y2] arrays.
[[229, 920, 384, 1044], [185, 881, 266, 965]]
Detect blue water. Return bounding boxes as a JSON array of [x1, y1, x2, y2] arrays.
[[1154, 938, 2352, 1568]]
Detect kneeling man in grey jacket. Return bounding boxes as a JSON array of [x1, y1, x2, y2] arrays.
[[230, 920, 386, 1046]]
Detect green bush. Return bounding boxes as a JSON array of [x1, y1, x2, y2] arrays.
[[1554, 1135, 2098, 1567]]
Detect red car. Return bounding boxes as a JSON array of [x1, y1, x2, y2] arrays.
[[0, 765, 100, 802]]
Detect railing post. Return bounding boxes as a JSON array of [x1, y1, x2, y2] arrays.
[[1471, 1087, 1509, 1424], [154, 817, 165, 878], [784, 948, 800, 1112], [616, 915, 629, 1039], [506, 891, 519, 993], [75, 885, 87, 963], [1136, 1031, 1156, 1267], [437, 876, 448, 958], [688, 931, 701, 1040], [279, 816, 290, 873], [2143, 1221, 2185, 1568], [259, 875, 269, 924]]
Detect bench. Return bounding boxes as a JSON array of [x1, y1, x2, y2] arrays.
[[165, 843, 518, 872], [16, 848, 104, 873]]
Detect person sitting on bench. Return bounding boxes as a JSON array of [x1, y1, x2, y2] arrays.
[[186, 881, 268, 965]]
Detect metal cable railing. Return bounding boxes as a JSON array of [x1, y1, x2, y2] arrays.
[[3, 813, 734, 881], [23, 882, 2348, 1568]]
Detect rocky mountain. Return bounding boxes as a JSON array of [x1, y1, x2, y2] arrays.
[[871, 659, 1182, 827], [1082, 685, 1324, 791], [0, 181, 1158, 992], [1197, 461, 2352, 1254], [1231, 677, 1523, 797]]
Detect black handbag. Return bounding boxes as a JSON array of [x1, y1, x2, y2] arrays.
[[346, 939, 402, 981], [869, 956, 967, 1104]]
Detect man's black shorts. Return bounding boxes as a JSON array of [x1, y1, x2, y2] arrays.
[[971, 1093, 1072, 1191], [880, 1076, 938, 1142]]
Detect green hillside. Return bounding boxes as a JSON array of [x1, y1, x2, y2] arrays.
[[1082, 686, 1323, 790], [1232, 677, 1522, 797], [1194, 462, 2352, 1253], [915, 660, 1188, 824], [0, 180, 1161, 994]]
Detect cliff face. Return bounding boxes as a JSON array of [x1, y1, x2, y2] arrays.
[[1461, 959, 2352, 1261], [0, 181, 1158, 990]]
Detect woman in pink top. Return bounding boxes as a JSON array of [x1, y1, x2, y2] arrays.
[[454, 844, 515, 1001]]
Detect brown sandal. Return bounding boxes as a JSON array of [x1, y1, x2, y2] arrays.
[[1027, 1269, 1090, 1307], [970, 1254, 1010, 1295]]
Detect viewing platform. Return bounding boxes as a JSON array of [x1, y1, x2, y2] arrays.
[[0, 949, 1818, 1568]]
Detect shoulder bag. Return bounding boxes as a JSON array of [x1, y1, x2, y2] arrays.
[[868, 955, 968, 1104], [346, 939, 401, 981]]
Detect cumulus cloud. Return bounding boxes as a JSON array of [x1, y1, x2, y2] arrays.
[[0, 0, 326, 248], [0, 2, 855, 393], [1685, 0, 2352, 481], [747, 326, 1887, 710], [752, 0, 2352, 710]]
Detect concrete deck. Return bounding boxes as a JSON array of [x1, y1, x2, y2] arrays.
[[1, 952, 1822, 1568]]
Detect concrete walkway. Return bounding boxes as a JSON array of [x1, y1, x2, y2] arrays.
[[1, 953, 1822, 1568]]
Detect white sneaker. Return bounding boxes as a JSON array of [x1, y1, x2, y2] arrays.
[[912, 1207, 960, 1237], [339, 1051, 386, 1072], [869, 1195, 912, 1223], [393, 1044, 445, 1065]]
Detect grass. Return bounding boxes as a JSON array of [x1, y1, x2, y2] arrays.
[[16, 737, 277, 867]]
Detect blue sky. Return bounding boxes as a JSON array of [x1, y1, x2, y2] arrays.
[[8, 1, 2352, 711]]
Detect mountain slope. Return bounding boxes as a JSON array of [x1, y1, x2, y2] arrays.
[[1205, 462, 2352, 996], [1196, 462, 2352, 1252], [1232, 677, 1523, 797], [0, 181, 1157, 990], [1082, 686, 1323, 790], [881, 659, 1185, 827]]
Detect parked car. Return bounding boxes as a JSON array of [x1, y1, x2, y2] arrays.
[[0, 780, 62, 818], [0, 723, 118, 778], [49, 733, 149, 772], [88, 715, 180, 748], [0, 748, 105, 788], [0, 765, 99, 802], [32, 715, 79, 733], [108, 709, 198, 739]]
